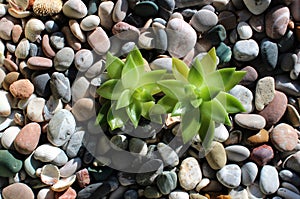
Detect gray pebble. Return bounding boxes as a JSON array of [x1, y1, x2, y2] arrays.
[[54, 47, 74, 71], [124, 189, 138, 199], [260, 165, 279, 195], [229, 85, 253, 113], [190, 9, 218, 32], [169, 191, 189, 199], [279, 169, 300, 187], [65, 130, 85, 158], [50, 32, 65, 50], [277, 188, 300, 199], [157, 142, 179, 167], [241, 162, 258, 186], [45, 20, 59, 33], [47, 109, 76, 147], [217, 164, 241, 188], [59, 157, 82, 178], [233, 39, 259, 61], [129, 138, 147, 156], [275, 75, 300, 97], [50, 72, 71, 103], [280, 53, 297, 72], [77, 183, 103, 199], [31, 72, 51, 98], [225, 145, 250, 162], [75, 49, 93, 72]]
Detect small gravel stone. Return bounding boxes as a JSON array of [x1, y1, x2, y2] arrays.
[[74, 49, 93, 72], [250, 144, 274, 166], [234, 113, 266, 130], [50, 72, 71, 103], [279, 170, 300, 187], [225, 145, 250, 162], [156, 171, 177, 195], [50, 32, 65, 50], [47, 109, 76, 147], [178, 157, 202, 190], [241, 162, 258, 186], [189, 9, 218, 32], [112, 0, 128, 22], [0, 150, 23, 177], [129, 138, 148, 156], [258, 91, 288, 127], [169, 191, 189, 199], [265, 5, 290, 39], [167, 18, 197, 58], [80, 15, 100, 31], [243, 0, 271, 15], [213, 123, 229, 142], [277, 188, 300, 199], [26, 97, 45, 122], [237, 22, 252, 39], [63, 0, 88, 19], [217, 164, 241, 188], [255, 76, 275, 111], [14, 122, 41, 155], [72, 98, 95, 122], [98, 1, 114, 30], [54, 47, 74, 71], [9, 79, 34, 99], [247, 129, 269, 145], [87, 27, 110, 55], [205, 141, 227, 170], [233, 39, 259, 61], [65, 130, 85, 158], [34, 144, 68, 166], [271, 123, 298, 152], [157, 142, 179, 167], [2, 183, 34, 199], [261, 39, 278, 69], [27, 56, 53, 70], [260, 165, 279, 195]]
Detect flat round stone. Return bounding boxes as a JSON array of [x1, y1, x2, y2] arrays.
[[234, 113, 266, 130], [260, 165, 279, 195], [217, 164, 241, 188], [9, 79, 34, 99], [270, 123, 298, 152], [178, 157, 202, 190], [27, 56, 53, 70]]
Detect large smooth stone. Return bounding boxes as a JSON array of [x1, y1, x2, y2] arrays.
[[205, 141, 227, 170], [87, 27, 110, 55], [47, 109, 76, 146], [189, 9, 218, 32], [225, 145, 250, 162], [166, 18, 197, 58], [156, 171, 177, 195], [270, 123, 298, 152], [234, 113, 266, 130], [63, 0, 87, 19], [217, 164, 241, 188], [255, 76, 275, 111], [243, 0, 271, 15], [233, 39, 259, 61], [265, 5, 290, 39], [14, 122, 41, 155], [259, 165, 279, 195], [178, 157, 202, 190], [241, 162, 258, 186], [34, 144, 68, 166], [0, 150, 22, 177], [2, 183, 34, 199], [157, 142, 179, 167]]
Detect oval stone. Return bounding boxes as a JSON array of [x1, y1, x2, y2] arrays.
[[72, 98, 95, 122], [63, 0, 87, 19], [241, 162, 258, 186], [265, 5, 290, 39], [156, 171, 177, 195], [27, 56, 53, 70], [87, 27, 110, 55], [1, 126, 20, 149], [233, 39, 259, 61], [0, 150, 23, 177], [34, 144, 68, 166], [225, 145, 250, 162], [205, 141, 227, 170], [271, 123, 298, 152], [47, 109, 76, 146], [255, 76, 275, 111], [167, 18, 197, 58], [217, 164, 241, 188], [260, 165, 279, 195], [54, 47, 74, 71], [14, 122, 41, 155], [189, 9, 218, 32], [234, 113, 266, 130], [178, 157, 202, 190], [2, 183, 34, 199], [250, 144, 274, 167], [9, 79, 34, 99], [243, 0, 271, 15]]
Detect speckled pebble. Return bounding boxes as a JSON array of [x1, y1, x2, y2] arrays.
[[260, 165, 279, 195], [217, 164, 241, 188]]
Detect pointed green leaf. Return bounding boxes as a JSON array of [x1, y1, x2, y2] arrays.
[[107, 107, 125, 130], [116, 89, 132, 110], [138, 70, 167, 87], [172, 58, 189, 81], [172, 102, 184, 116], [205, 68, 235, 91], [141, 101, 155, 119], [199, 47, 217, 74], [157, 80, 186, 100], [188, 65, 204, 87], [224, 71, 246, 91], [198, 86, 221, 101], [95, 101, 110, 125], [157, 95, 178, 113], [97, 79, 120, 100], [126, 101, 142, 128], [190, 98, 202, 108], [200, 98, 231, 126], [128, 46, 145, 67], [121, 55, 142, 88], [198, 115, 215, 151], [181, 106, 201, 143], [132, 88, 154, 102], [216, 92, 246, 113], [106, 52, 124, 79]]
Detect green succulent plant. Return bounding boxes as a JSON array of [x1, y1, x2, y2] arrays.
[[97, 47, 246, 149], [96, 47, 167, 130], [157, 48, 246, 148]]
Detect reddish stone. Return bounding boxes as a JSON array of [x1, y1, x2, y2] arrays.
[[14, 122, 41, 155], [270, 123, 298, 152], [2, 183, 34, 199], [76, 168, 90, 188], [250, 144, 274, 166], [9, 79, 34, 99], [27, 56, 53, 70], [258, 91, 287, 128], [55, 187, 76, 199]]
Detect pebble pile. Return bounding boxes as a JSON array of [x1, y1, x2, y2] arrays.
[[0, 0, 300, 198]]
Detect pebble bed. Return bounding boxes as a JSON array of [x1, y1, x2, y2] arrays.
[[0, 0, 300, 198]]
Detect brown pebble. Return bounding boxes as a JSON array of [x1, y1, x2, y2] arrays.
[[247, 129, 269, 145], [218, 11, 237, 30], [72, 98, 95, 121], [3, 58, 18, 72], [87, 27, 110, 55], [27, 56, 53, 70], [55, 187, 77, 199], [9, 79, 34, 99], [258, 91, 288, 128], [240, 66, 258, 86], [76, 168, 90, 188], [250, 144, 274, 166], [270, 123, 298, 152], [2, 183, 34, 199], [42, 34, 56, 58], [61, 26, 81, 51], [3, 71, 20, 90], [14, 122, 41, 155], [12, 24, 23, 43]]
